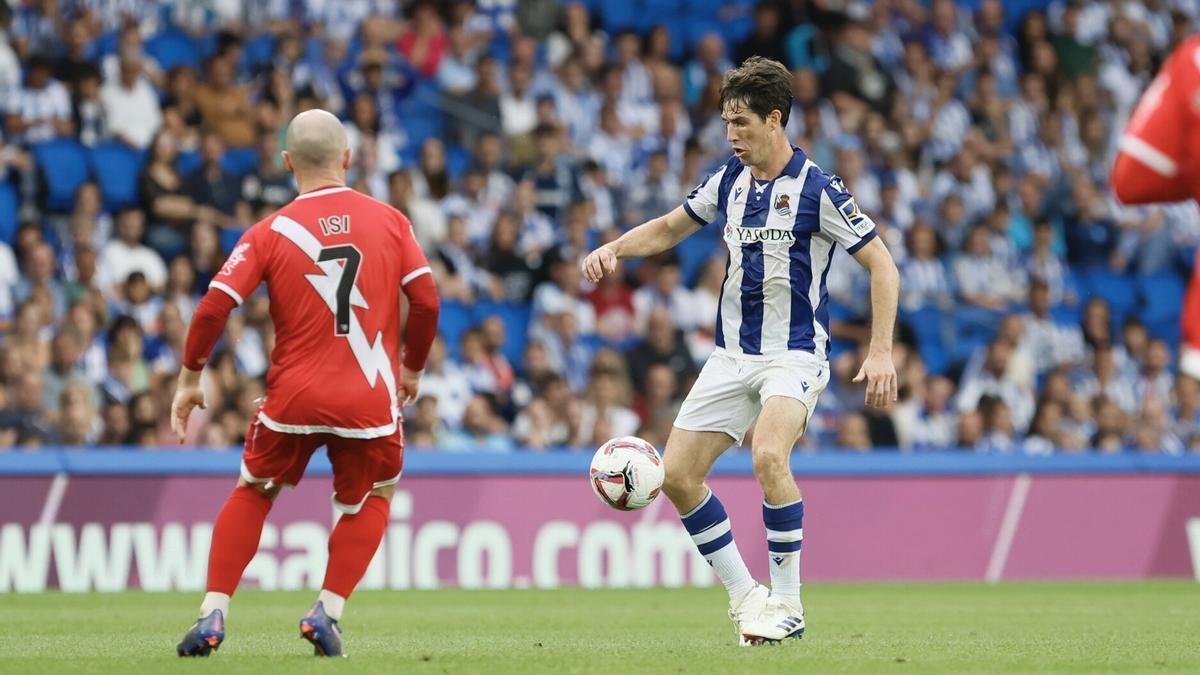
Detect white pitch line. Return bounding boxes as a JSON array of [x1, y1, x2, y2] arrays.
[[985, 473, 1032, 584], [37, 472, 69, 528]]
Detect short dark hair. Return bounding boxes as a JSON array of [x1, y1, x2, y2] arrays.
[[720, 56, 793, 127]]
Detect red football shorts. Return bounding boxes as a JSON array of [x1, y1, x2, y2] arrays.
[[239, 416, 404, 514]]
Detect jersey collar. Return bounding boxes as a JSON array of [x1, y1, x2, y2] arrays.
[[780, 146, 808, 178]]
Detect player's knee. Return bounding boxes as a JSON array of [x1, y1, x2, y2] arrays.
[[237, 477, 282, 500], [750, 445, 790, 481], [661, 461, 701, 502], [369, 483, 396, 501]]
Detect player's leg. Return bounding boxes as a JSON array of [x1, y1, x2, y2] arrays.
[[179, 421, 318, 657], [739, 355, 827, 645], [667, 353, 767, 639], [299, 431, 403, 657]]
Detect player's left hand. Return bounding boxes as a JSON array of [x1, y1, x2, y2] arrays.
[[852, 350, 898, 409], [400, 366, 423, 406], [171, 368, 207, 443]]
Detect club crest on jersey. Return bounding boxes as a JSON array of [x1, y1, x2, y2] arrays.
[[774, 193, 792, 217], [220, 242, 250, 276]]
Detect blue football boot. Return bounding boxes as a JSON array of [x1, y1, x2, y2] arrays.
[[299, 601, 344, 657], [176, 609, 225, 657]]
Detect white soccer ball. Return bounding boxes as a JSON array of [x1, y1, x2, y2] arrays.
[[588, 436, 665, 511]]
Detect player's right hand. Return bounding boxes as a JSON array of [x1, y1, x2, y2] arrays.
[[581, 245, 618, 283], [171, 368, 207, 443]]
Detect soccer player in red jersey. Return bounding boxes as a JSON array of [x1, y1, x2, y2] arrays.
[[173, 110, 440, 658], [1110, 35, 1200, 380]]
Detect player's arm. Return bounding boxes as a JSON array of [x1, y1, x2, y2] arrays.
[[170, 289, 237, 441], [400, 272, 440, 405], [851, 236, 900, 409], [817, 177, 899, 409], [172, 226, 266, 441], [397, 215, 441, 404], [582, 206, 701, 282]]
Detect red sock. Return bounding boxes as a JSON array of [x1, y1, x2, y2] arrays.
[[206, 486, 273, 595], [322, 496, 390, 598]]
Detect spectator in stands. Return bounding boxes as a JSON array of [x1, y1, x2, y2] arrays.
[[837, 411, 873, 452], [14, 241, 66, 320], [140, 131, 196, 256], [625, 306, 697, 394], [72, 64, 105, 147], [899, 222, 952, 312], [587, 261, 636, 344], [185, 132, 241, 226], [238, 132, 295, 218], [955, 225, 1025, 312], [1022, 279, 1085, 375], [539, 304, 593, 393], [41, 327, 91, 412], [102, 52, 162, 150], [193, 54, 254, 148], [0, 370, 50, 445], [894, 375, 957, 451], [1078, 344, 1138, 415], [440, 394, 515, 452], [97, 208, 167, 297], [957, 338, 1036, 432], [632, 252, 699, 333], [7, 55, 73, 144], [576, 359, 639, 446], [512, 178, 556, 258]]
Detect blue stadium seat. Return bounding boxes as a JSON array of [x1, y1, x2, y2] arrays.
[[445, 144, 471, 182], [0, 182, 17, 244], [219, 227, 246, 254], [902, 305, 951, 375], [176, 149, 202, 177], [601, 0, 640, 33], [86, 30, 120, 60], [88, 141, 145, 212], [1080, 268, 1137, 333], [1050, 303, 1081, 327], [220, 147, 259, 177], [240, 33, 276, 73], [145, 30, 201, 71], [472, 301, 532, 364], [439, 300, 473, 360], [1138, 273, 1185, 326], [33, 139, 90, 212], [676, 226, 720, 286], [1138, 273, 1185, 348]]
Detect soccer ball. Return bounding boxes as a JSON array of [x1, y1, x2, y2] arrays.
[[588, 436, 665, 511]]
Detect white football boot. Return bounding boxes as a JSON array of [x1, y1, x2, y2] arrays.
[[739, 595, 805, 646], [728, 583, 770, 646]]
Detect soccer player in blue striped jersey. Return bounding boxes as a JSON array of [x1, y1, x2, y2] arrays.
[[582, 57, 899, 645]]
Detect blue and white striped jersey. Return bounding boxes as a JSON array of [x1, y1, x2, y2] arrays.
[[682, 147, 877, 360]]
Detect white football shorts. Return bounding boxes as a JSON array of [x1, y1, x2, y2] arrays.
[[674, 348, 830, 446]]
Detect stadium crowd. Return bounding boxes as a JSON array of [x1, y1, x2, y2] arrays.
[[1, 0, 1200, 454]]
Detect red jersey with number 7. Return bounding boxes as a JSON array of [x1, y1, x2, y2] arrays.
[[211, 185, 433, 438]]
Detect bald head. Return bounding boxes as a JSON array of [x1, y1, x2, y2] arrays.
[[284, 109, 349, 173]]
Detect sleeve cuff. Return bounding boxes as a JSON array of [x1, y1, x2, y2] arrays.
[[846, 229, 877, 255], [209, 281, 244, 306], [682, 201, 709, 226]]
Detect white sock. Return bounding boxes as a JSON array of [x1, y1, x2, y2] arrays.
[[763, 499, 804, 607], [317, 589, 346, 621], [680, 490, 757, 606], [199, 592, 230, 619], [708, 540, 758, 605]]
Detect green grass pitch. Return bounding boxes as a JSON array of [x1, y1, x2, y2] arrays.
[[2, 582, 1198, 673]]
